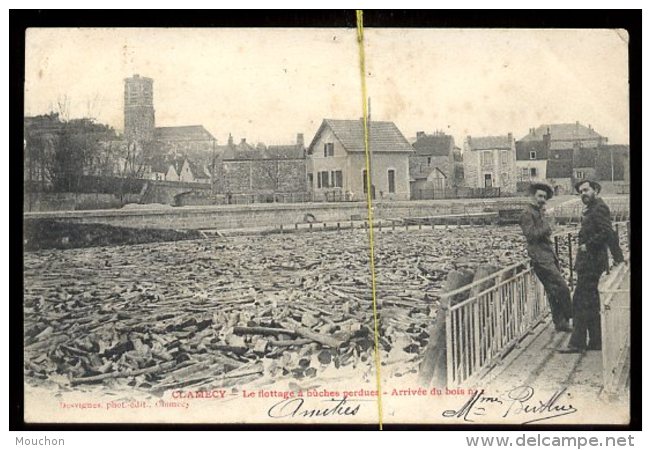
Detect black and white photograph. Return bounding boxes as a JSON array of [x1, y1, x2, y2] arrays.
[[19, 19, 635, 425]]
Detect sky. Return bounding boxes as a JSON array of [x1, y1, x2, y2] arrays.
[[25, 27, 630, 147]]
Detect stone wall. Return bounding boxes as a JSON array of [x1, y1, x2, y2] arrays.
[[25, 198, 525, 231]]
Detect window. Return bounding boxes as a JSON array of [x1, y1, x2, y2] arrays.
[[427, 157, 431, 166], [530, 168, 538, 177], [362, 170, 368, 193], [481, 151, 493, 166], [521, 168, 529, 180], [334, 170, 343, 188], [529, 151, 537, 160], [501, 150, 509, 166], [329, 170, 343, 188], [320, 171, 330, 188], [388, 169, 396, 193], [307, 173, 313, 188], [323, 142, 334, 157], [575, 170, 585, 179]]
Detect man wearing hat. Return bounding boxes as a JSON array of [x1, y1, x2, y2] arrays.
[[563, 179, 619, 352], [520, 182, 572, 332]]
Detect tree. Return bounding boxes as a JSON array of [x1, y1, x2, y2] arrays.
[[25, 114, 118, 192]]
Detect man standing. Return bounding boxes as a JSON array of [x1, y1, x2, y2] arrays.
[[563, 179, 614, 352], [520, 182, 572, 332]]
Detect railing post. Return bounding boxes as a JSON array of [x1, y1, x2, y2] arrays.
[[445, 306, 453, 387], [568, 233, 574, 291]]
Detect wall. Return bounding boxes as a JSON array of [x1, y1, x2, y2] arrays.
[[309, 127, 350, 195], [462, 144, 516, 192], [346, 152, 411, 201], [24, 192, 142, 212], [24, 197, 524, 230], [220, 159, 307, 194], [515, 160, 547, 182]]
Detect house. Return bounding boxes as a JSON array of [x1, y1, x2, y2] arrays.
[[147, 159, 169, 181], [178, 158, 211, 184], [165, 158, 184, 182], [462, 133, 516, 192], [154, 125, 216, 162], [307, 119, 413, 201], [409, 131, 460, 198], [519, 122, 607, 149], [596, 145, 630, 183], [516, 122, 624, 193], [515, 130, 549, 185], [211, 133, 307, 196]]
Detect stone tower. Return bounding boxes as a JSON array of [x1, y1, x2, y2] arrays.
[[124, 74, 155, 142]]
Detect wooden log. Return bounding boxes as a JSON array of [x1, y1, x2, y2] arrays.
[[268, 338, 313, 347], [232, 326, 296, 337], [280, 319, 345, 348], [71, 359, 187, 386]]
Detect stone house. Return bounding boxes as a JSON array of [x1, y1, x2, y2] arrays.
[[307, 119, 413, 201]]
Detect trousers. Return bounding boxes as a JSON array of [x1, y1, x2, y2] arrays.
[[532, 260, 572, 327], [568, 268, 604, 349]]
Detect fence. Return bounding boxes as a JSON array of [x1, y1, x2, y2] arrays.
[[552, 220, 630, 290], [412, 186, 502, 201], [443, 261, 549, 386], [552, 197, 630, 224], [599, 261, 630, 395]]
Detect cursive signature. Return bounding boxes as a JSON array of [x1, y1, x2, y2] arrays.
[[502, 386, 577, 424], [267, 396, 363, 419], [442, 386, 578, 424]]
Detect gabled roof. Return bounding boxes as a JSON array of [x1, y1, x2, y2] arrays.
[[308, 119, 414, 154], [167, 157, 185, 175], [155, 125, 215, 142], [412, 166, 447, 180], [467, 135, 512, 151], [265, 145, 305, 159], [184, 158, 210, 179], [520, 123, 603, 142], [412, 134, 454, 157]]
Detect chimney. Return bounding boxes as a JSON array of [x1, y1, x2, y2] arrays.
[[228, 133, 233, 146], [416, 131, 425, 140], [296, 133, 304, 147], [240, 138, 246, 145], [507, 132, 513, 142]]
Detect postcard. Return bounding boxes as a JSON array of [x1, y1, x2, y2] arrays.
[[22, 24, 631, 426]]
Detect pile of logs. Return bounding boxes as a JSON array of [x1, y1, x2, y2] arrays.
[[24, 225, 551, 394]]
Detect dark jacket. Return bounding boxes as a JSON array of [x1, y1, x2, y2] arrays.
[[520, 203, 558, 266], [576, 197, 612, 274]]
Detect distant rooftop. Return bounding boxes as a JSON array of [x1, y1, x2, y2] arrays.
[[155, 125, 215, 142], [520, 122, 604, 142]]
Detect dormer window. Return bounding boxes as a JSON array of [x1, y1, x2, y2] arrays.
[[529, 151, 537, 160]]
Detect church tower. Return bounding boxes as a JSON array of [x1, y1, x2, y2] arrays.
[[124, 74, 155, 142]]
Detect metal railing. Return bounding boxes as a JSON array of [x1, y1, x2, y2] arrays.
[[412, 187, 501, 200], [599, 261, 630, 395], [551, 197, 630, 223], [443, 261, 549, 386]]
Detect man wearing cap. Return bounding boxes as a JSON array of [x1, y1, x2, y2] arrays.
[[563, 179, 616, 353], [520, 182, 572, 332]]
